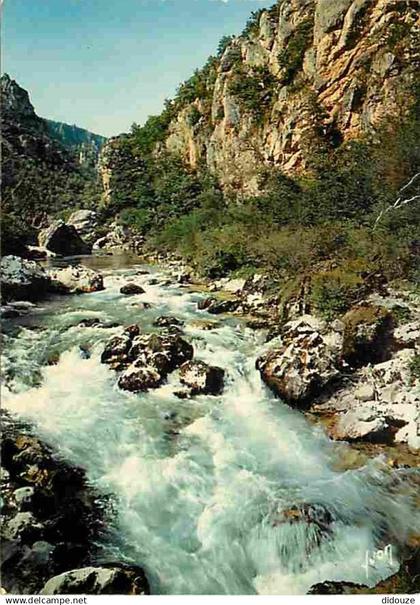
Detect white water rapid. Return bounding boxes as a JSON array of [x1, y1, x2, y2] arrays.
[[2, 258, 419, 594]]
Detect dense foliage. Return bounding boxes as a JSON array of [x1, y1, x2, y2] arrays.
[[141, 82, 420, 316], [277, 17, 314, 85], [229, 65, 278, 121]]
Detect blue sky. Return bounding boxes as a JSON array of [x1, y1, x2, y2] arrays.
[[4, 0, 274, 137]]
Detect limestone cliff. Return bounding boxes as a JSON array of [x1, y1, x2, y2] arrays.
[[101, 0, 419, 197]]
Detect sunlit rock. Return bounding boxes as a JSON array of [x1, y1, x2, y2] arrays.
[[257, 315, 343, 407], [40, 565, 150, 595], [179, 360, 225, 395], [47, 264, 104, 294], [1, 255, 50, 302]]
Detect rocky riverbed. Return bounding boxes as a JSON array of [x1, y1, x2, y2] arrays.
[[1, 252, 419, 594]]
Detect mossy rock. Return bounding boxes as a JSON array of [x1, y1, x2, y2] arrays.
[[341, 304, 395, 367]]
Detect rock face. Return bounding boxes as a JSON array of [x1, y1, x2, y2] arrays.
[[256, 315, 344, 407], [179, 360, 225, 395], [47, 265, 104, 294], [1, 255, 50, 302], [40, 565, 149, 595], [45, 122, 106, 168], [99, 0, 419, 196], [341, 304, 394, 367], [1, 74, 101, 257], [67, 210, 99, 244], [101, 326, 194, 392], [39, 220, 91, 256]]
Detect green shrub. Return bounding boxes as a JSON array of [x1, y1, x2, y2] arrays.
[[188, 106, 202, 127], [309, 267, 365, 319], [243, 10, 264, 36], [1, 213, 34, 255], [217, 35, 233, 58], [409, 355, 420, 381], [229, 66, 278, 120], [278, 17, 314, 85], [130, 111, 173, 156], [119, 208, 152, 233]]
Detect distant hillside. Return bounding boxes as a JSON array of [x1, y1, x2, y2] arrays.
[[46, 119, 106, 166], [1, 74, 101, 254]]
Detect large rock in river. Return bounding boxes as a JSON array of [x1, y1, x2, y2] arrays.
[[1, 255, 50, 302], [120, 283, 145, 295], [102, 327, 194, 392], [256, 315, 344, 407], [179, 360, 225, 395], [47, 265, 104, 294], [67, 210, 98, 244], [39, 220, 91, 256]]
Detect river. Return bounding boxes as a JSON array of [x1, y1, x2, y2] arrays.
[[2, 256, 419, 594]]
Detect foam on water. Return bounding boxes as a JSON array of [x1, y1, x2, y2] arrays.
[[2, 262, 419, 594]]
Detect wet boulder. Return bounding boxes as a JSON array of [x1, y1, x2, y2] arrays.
[[130, 333, 194, 375], [308, 581, 367, 595], [38, 220, 91, 256], [272, 503, 333, 533], [198, 297, 240, 314], [256, 315, 343, 407], [47, 265, 104, 294], [118, 363, 162, 392], [12, 486, 35, 511], [100, 333, 133, 369], [120, 283, 145, 295], [153, 316, 184, 328], [197, 297, 217, 311], [40, 565, 150, 595], [77, 318, 119, 329], [0, 412, 106, 594], [1, 512, 44, 542], [101, 327, 194, 392], [179, 361, 225, 395], [1, 255, 50, 302], [272, 503, 334, 553], [331, 409, 399, 444]]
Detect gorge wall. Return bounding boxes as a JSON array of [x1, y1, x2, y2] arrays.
[[100, 0, 419, 198]]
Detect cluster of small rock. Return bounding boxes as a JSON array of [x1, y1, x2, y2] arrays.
[[101, 320, 225, 397], [1, 412, 149, 595]]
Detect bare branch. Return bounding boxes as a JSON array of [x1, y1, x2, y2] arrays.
[[373, 172, 420, 229]]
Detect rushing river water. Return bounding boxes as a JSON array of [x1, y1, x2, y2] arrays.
[[2, 257, 419, 594]]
